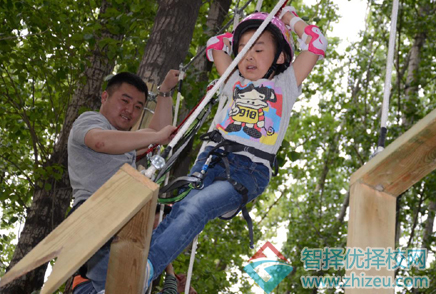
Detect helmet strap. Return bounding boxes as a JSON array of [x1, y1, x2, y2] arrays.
[[263, 41, 284, 79]]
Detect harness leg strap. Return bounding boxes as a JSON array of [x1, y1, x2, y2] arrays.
[[242, 207, 255, 249], [215, 156, 254, 247]]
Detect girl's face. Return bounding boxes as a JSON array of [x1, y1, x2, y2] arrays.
[[237, 30, 284, 80]]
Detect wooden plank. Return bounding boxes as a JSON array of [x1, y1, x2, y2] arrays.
[[0, 164, 158, 294], [105, 185, 158, 293], [345, 182, 395, 294], [350, 108, 436, 196]]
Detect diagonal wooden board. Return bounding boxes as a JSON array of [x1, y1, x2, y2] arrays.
[[350, 107, 436, 196], [0, 164, 158, 294], [105, 173, 158, 293]]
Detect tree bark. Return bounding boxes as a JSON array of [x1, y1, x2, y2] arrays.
[[192, 0, 232, 81], [134, 0, 203, 153], [398, 4, 429, 252], [137, 0, 203, 85], [401, 5, 428, 128], [1, 1, 123, 292], [421, 200, 436, 250]]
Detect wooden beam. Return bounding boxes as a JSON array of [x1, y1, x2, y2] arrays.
[[345, 182, 396, 294], [105, 186, 158, 293], [350, 108, 436, 196], [0, 164, 158, 294]]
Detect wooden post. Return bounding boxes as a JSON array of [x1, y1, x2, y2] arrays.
[[345, 182, 396, 293]]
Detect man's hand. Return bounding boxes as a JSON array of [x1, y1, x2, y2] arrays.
[[165, 263, 175, 277], [176, 274, 198, 294], [159, 69, 180, 93], [155, 125, 177, 145]]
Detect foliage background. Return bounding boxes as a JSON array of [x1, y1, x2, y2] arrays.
[[1, 0, 435, 293]]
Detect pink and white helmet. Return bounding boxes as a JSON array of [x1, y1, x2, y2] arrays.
[[232, 12, 294, 70]]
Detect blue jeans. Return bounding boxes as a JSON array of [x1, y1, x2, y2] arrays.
[[73, 241, 111, 294], [148, 147, 270, 280], [73, 281, 98, 294]]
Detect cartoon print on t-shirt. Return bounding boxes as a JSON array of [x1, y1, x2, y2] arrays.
[[224, 83, 277, 139]]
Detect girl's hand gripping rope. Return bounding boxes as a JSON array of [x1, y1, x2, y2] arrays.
[[206, 32, 233, 62], [279, 6, 301, 33], [156, 125, 177, 146]]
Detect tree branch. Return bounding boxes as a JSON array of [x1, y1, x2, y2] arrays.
[[0, 65, 47, 164], [406, 187, 425, 248], [337, 190, 350, 223], [256, 190, 287, 226], [0, 154, 36, 190]]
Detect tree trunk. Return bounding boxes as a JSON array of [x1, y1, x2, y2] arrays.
[[422, 200, 436, 250], [192, 0, 232, 81], [398, 4, 428, 252], [1, 1, 123, 292], [137, 0, 203, 85], [401, 5, 428, 128], [171, 0, 232, 179]]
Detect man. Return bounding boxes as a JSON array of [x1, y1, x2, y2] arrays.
[[68, 70, 178, 294]]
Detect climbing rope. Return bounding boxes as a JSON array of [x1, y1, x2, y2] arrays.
[[374, 0, 400, 156], [181, 0, 255, 72], [255, 0, 263, 12]]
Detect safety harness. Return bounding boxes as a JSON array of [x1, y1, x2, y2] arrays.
[[160, 130, 278, 248]]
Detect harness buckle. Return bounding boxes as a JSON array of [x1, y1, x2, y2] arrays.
[[200, 130, 223, 143]]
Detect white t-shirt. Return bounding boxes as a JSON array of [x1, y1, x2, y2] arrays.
[[208, 65, 302, 174]]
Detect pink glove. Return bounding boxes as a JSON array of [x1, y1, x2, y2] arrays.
[[206, 32, 233, 62]]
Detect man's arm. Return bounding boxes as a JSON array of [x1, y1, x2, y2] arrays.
[[148, 69, 179, 131], [84, 125, 176, 155]]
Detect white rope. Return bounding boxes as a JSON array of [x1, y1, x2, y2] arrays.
[[233, 0, 241, 28], [156, 65, 186, 285], [376, 0, 399, 153], [184, 235, 199, 294], [173, 64, 185, 126], [381, 0, 399, 128], [255, 0, 263, 12]]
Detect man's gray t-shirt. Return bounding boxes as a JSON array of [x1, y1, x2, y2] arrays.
[[68, 111, 136, 206]]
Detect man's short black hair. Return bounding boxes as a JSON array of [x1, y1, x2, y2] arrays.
[[106, 72, 148, 100]]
